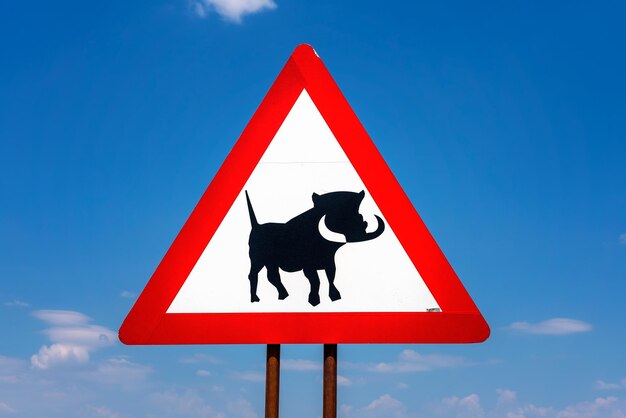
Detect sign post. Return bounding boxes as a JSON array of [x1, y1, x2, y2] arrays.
[[120, 44, 489, 418], [323, 344, 337, 418], [265, 344, 280, 418]]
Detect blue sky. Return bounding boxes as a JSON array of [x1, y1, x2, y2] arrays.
[[1, 1, 625, 417]]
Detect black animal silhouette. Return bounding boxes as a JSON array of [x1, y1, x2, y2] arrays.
[[245, 190, 385, 306]]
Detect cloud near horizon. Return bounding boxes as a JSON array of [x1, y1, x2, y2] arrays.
[[179, 353, 220, 364], [595, 378, 626, 390], [30, 309, 117, 369], [508, 318, 592, 335], [362, 349, 470, 373], [0, 402, 16, 414], [190, 0, 277, 23], [282, 350, 474, 376], [230, 371, 265, 382], [340, 389, 626, 418], [282, 358, 321, 371], [362, 394, 408, 418], [4, 299, 29, 307], [0, 352, 152, 416]]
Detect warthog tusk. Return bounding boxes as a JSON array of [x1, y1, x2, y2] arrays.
[[318, 216, 347, 243]]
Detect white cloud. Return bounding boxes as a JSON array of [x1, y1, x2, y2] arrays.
[[120, 291, 135, 299], [595, 379, 626, 390], [0, 356, 27, 385], [365, 394, 403, 410], [339, 404, 353, 417], [282, 358, 321, 371], [180, 353, 220, 364], [0, 355, 26, 371], [557, 396, 626, 418], [496, 388, 518, 404], [3, 300, 29, 307], [619, 234, 626, 245], [0, 402, 16, 414], [32, 310, 91, 325], [0, 376, 19, 384], [362, 349, 469, 373], [227, 398, 258, 418], [42, 325, 116, 348], [491, 389, 553, 418], [440, 394, 484, 418], [151, 390, 224, 418], [362, 394, 407, 418], [509, 318, 592, 335], [0, 353, 153, 417], [30, 310, 117, 369], [197, 369, 212, 377], [426, 390, 626, 418], [190, 0, 277, 23], [337, 375, 352, 386], [85, 358, 152, 386], [30, 344, 90, 369], [429, 390, 538, 418], [231, 371, 265, 382], [87, 405, 120, 418]]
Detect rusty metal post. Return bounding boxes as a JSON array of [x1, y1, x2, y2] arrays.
[[265, 344, 280, 418], [323, 344, 337, 418]]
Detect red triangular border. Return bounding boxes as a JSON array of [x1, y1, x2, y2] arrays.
[[119, 45, 490, 344]]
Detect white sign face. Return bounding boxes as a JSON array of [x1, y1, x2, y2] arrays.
[[167, 90, 440, 313]]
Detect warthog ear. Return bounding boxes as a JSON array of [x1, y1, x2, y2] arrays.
[[358, 190, 365, 202], [312, 192, 320, 205]]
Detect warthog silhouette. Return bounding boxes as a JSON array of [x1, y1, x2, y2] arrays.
[[245, 190, 385, 306]]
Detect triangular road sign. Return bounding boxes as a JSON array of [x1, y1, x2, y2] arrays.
[[119, 45, 489, 344]]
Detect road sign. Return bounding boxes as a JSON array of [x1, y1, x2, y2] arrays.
[[119, 45, 489, 344]]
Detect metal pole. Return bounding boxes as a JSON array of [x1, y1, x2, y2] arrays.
[[265, 344, 280, 418], [323, 344, 337, 418]]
